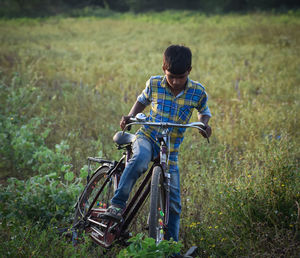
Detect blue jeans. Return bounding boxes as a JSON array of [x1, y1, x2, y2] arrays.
[[111, 136, 182, 242]]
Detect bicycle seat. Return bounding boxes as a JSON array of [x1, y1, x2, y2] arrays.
[[113, 131, 136, 145]]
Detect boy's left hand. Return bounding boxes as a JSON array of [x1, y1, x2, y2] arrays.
[[199, 125, 212, 138]]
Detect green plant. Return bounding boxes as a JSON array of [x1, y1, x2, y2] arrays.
[[0, 172, 83, 225], [0, 73, 83, 180], [118, 233, 182, 258]]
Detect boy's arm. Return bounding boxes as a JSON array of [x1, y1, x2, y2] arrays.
[[198, 113, 212, 138], [120, 101, 146, 130]]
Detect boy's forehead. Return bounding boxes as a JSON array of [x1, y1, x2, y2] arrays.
[[165, 70, 189, 77]]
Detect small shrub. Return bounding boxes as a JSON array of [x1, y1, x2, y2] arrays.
[[0, 172, 83, 225], [118, 233, 182, 258]]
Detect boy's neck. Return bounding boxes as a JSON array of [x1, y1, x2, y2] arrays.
[[167, 81, 187, 97], [169, 87, 184, 97]]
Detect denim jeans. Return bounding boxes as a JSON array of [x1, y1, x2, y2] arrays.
[[111, 135, 182, 242]]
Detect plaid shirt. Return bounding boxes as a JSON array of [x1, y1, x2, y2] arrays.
[[136, 75, 211, 165]]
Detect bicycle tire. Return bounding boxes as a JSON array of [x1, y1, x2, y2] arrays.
[[72, 165, 112, 228], [149, 166, 166, 243]]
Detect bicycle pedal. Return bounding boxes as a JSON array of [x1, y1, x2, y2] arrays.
[[108, 221, 122, 234]]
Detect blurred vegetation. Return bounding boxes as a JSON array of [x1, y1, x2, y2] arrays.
[[0, 0, 300, 17], [0, 11, 299, 257]]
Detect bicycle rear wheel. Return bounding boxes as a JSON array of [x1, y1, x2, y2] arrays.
[[72, 166, 114, 244], [74, 166, 112, 222], [149, 166, 166, 243]]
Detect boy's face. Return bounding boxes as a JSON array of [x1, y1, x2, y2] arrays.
[[163, 68, 191, 92]]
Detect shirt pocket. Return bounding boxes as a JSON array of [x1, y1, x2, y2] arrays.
[[177, 105, 193, 123]]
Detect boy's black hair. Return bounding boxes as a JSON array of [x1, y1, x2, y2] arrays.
[[163, 45, 192, 74]]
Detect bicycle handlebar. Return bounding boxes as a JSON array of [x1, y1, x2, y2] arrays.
[[123, 113, 209, 143]]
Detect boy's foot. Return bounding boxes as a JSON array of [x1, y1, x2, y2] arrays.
[[99, 205, 124, 222]]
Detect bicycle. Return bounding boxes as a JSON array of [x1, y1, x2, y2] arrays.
[[71, 113, 208, 248]]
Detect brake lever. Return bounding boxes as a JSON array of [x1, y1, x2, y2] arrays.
[[198, 126, 210, 144]]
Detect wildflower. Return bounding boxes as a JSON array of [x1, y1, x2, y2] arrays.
[[200, 237, 204, 241], [281, 184, 285, 187], [10, 117, 14, 120], [289, 224, 293, 227], [214, 226, 219, 229], [219, 212, 223, 215], [208, 226, 212, 229], [189, 222, 197, 228], [273, 177, 277, 180]]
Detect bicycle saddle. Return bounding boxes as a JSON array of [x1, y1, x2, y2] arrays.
[[113, 131, 136, 145]]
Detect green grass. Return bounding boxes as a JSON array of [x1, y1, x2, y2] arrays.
[[0, 11, 299, 257]]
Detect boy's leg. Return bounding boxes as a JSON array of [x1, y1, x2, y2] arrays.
[[110, 136, 154, 209], [165, 154, 181, 242]]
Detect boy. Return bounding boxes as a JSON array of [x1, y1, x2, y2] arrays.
[[103, 45, 212, 242]]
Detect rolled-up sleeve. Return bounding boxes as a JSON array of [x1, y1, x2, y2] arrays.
[[137, 78, 152, 106], [197, 91, 212, 117]]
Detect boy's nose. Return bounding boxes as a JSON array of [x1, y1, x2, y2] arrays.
[[172, 78, 180, 85]]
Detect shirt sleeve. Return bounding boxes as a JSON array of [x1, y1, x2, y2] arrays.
[[136, 78, 152, 106], [196, 91, 212, 117]]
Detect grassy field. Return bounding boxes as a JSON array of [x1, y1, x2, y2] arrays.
[[0, 11, 299, 257]]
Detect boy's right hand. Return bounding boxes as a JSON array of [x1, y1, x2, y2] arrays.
[[120, 115, 133, 130], [199, 124, 212, 138]]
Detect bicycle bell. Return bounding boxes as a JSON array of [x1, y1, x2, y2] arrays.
[[135, 113, 147, 122]]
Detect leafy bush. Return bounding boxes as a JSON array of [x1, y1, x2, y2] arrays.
[[0, 172, 83, 225], [0, 73, 74, 178], [0, 115, 72, 176], [118, 233, 182, 258]]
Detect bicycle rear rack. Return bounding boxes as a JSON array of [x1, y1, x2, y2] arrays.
[[87, 157, 117, 183]]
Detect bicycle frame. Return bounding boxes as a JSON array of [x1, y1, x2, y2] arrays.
[[73, 115, 207, 247], [76, 138, 169, 247]]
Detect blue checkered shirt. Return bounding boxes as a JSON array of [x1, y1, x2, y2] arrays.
[[136, 75, 211, 169]]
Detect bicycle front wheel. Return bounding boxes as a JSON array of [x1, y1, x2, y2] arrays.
[[149, 166, 166, 243]]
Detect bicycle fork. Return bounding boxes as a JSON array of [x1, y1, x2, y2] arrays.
[[158, 131, 171, 234]]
